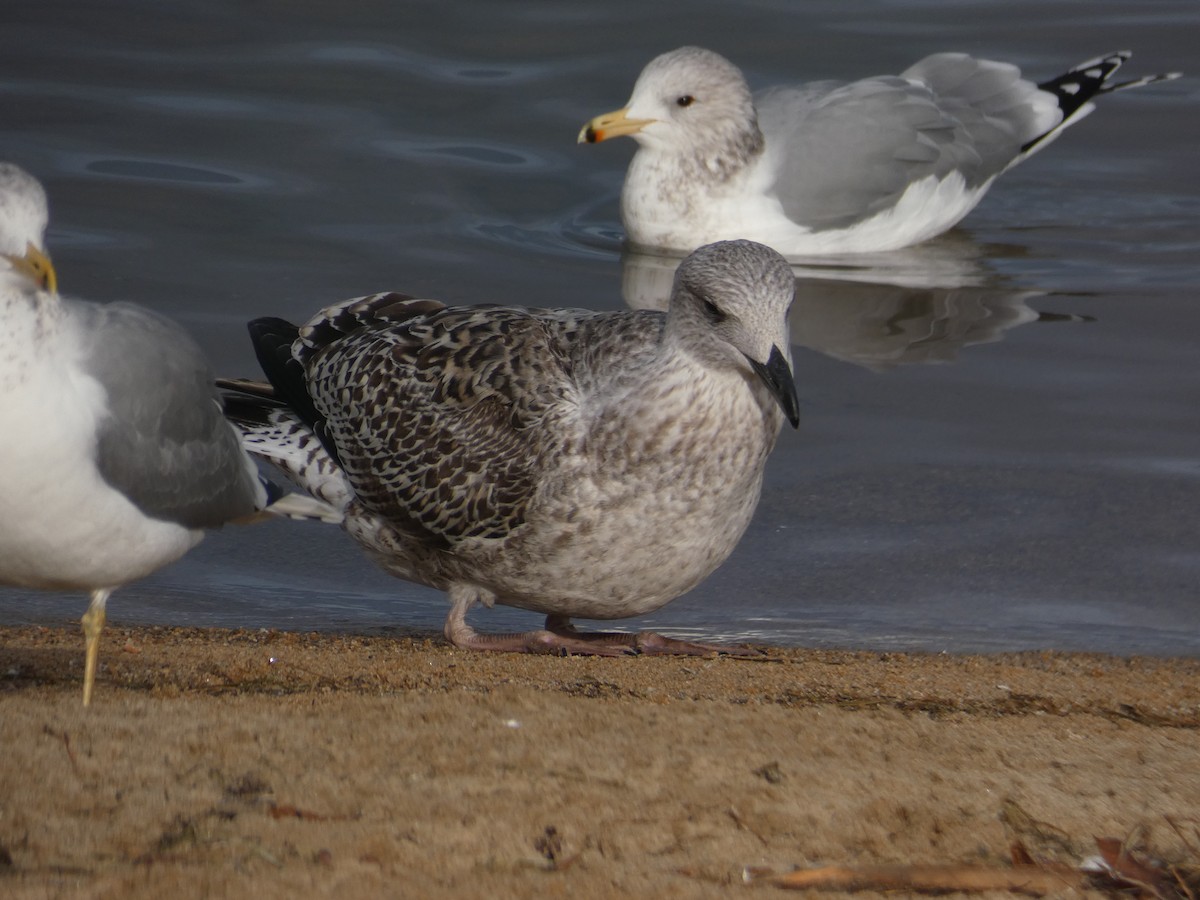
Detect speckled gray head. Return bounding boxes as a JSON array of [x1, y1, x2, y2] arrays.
[[0, 163, 50, 254], [581, 46, 761, 164], [668, 239, 799, 427], [0, 162, 56, 292]]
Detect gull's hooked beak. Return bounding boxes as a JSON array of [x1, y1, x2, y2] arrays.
[[577, 107, 656, 144], [747, 345, 800, 429], [4, 241, 58, 293]]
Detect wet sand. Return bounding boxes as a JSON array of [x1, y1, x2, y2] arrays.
[[1, 625, 1197, 897]]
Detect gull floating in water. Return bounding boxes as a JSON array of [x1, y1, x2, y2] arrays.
[[0, 163, 274, 704], [222, 239, 799, 656], [579, 47, 1181, 257]]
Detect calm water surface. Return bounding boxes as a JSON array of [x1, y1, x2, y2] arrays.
[[1, 0, 1197, 653]]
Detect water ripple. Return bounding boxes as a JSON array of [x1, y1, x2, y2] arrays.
[[370, 137, 557, 171], [54, 152, 302, 193], [295, 43, 557, 84]]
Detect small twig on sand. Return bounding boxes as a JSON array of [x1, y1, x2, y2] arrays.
[[752, 861, 1085, 894], [42, 725, 81, 777], [727, 807, 769, 847]]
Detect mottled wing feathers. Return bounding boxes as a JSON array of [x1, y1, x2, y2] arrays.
[[295, 291, 447, 365], [542, 308, 666, 397], [77, 300, 264, 528], [299, 296, 583, 545]]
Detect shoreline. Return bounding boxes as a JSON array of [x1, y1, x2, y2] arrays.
[[2, 625, 1197, 897]]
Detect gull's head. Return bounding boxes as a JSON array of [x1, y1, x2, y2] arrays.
[[578, 47, 761, 161], [668, 239, 799, 429], [0, 162, 57, 294]]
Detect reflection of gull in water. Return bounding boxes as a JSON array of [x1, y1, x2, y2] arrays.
[[626, 231, 1006, 294], [0, 163, 274, 705], [621, 245, 1066, 371], [788, 281, 1042, 371]]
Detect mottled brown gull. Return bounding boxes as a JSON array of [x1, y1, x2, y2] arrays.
[[222, 239, 800, 656], [0, 163, 273, 704], [579, 47, 1181, 257]]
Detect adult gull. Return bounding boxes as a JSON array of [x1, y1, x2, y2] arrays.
[[0, 163, 273, 704], [579, 47, 1181, 257], [222, 240, 799, 656]]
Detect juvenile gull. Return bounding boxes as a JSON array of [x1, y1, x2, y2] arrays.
[[579, 47, 1182, 257], [223, 240, 800, 656], [0, 163, 272, 704]]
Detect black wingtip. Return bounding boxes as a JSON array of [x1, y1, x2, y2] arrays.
[[247, 317, 299, 383], [1024, 51, 1178, 155], [246, 316, 342, 466], [1034, 52, 1128, 124]]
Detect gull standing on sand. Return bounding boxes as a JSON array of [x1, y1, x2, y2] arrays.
[[222, 239, 800, 656], [579, 47, 1181, 256], [0, 163, 273, 704]]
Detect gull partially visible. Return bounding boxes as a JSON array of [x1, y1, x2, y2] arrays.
[[579, 47, 1181, 257], [0, 163, 273, 704], [222, 240, 800, 656]]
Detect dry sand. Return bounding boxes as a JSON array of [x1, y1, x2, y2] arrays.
[[1, 624, 1197, 898]]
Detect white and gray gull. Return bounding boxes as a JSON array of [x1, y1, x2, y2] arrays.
[[0, 163, 273, 704], [579, 47, 1181, 257], [222, 239, 800, 656]]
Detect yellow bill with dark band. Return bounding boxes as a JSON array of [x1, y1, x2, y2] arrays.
[[3, 241, 57, 293], [577, 107, 656, 144]]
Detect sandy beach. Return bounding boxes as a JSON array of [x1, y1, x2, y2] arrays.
[[1, 624, 1197, 897]]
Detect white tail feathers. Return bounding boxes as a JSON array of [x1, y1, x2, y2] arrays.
[[263, 492, 344, 524]]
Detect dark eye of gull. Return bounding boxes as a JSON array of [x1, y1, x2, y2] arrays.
[[702, 299, 726, 323], [676, 95, 696, 107]]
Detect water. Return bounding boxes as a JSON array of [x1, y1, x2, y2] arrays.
[[1, 0, 1197, 654]]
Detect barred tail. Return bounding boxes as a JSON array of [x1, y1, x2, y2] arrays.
[[218, 378, 350, 524]]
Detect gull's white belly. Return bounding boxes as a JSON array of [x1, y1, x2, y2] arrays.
[[624, 166, 994, 257], [0, 352, 200, 591]]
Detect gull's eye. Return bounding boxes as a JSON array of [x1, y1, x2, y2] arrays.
[[676, 95, 696, 108], [702, 299, 725, 323]]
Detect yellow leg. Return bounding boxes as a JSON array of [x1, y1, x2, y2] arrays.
[[81, 589, 111, 706]]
